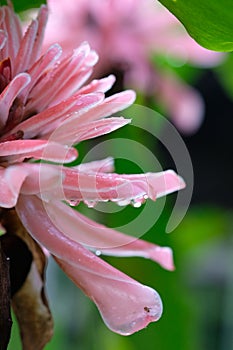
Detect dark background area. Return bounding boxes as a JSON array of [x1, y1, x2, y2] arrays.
[[185, 69, 233, 208]]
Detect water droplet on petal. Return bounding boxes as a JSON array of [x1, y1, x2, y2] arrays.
[[67, 199, 80, 207], [114, 199, 131, 206], [132, 200, 142, 208], [131, 196, 146, 208], [84, 200, 98, 208], [95, 250, 101, 256]]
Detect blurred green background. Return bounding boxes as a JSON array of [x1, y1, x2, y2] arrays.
[[5, 0, 233, 349]]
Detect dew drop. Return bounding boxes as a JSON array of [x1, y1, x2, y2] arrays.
[[95, 250, 101, 256], [131, 196, 146, 208], [132, 200, 142, 208], [84, 200, 98, 208], [67, 199, 80, 207], [114, 199, 131, 206]]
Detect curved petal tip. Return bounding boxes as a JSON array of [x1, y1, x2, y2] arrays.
[[99, 285, 163, 336]]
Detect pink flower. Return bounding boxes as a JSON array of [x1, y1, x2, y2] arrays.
[[44, 0, 224, 134], [0, 3, 185, 336]]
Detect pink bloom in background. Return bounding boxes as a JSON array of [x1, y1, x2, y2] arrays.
[[44, 0, 224, 134], [0, 3, 185, 337]]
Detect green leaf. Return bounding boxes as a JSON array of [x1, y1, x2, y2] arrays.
[[10, 0, 46, 12], [158, 0, 233, 52]]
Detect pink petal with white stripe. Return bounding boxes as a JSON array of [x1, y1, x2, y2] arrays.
[[13, 18, 39, 75], [16, 195, 163, 335], [44, 199, 174, 270], [74, 90, 136, 125], [52, 117, 131, 143], [76, 157, 114, 173], [48, 67, 94, 108], [12, 92, 104, 139], [17, 163, 65, 195], [0, 5, 22, 61], [129, 170, 186, 200], [78, 75, 116, 94], [56, 257, 162, 335], [0, 163, 64, 207], [26, 6, 49, 67], [0, 30, 7, 50], [0, 165, 28, 207], [39, 167, 185, 205], [0, 139, 77, 163], [0, 73, 31, 127], [20, 44, 62, 106], [13, 6, 48, 75], [27, 42, 97, 110]]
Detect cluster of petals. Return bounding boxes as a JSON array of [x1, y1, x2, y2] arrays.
[[44, 0, 224, 134], [0, 3, 185, 335]]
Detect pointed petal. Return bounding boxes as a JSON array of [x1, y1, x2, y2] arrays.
[[27, 42, 96, 111], [78, 75, 116, 94], [12, 92, 104, 139], [74, 90, 136, 125], [13, 18, 39, 75], [28, 6, 49, 66], [16, 195, 163, 335], [76, 157, 114, 173], [0, 73, 31, 128], [20, 44, 62, 107], [128, 170, 186, 200], [53, 116, 131, 143], [40, 90, 135, 141], [0, 5, 22, 62], [40, 167, 185, 204], [13, 6, 48, 75]]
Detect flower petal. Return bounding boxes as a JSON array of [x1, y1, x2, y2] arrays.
[[76, 157, 114, 173], [0, 5, 22, 62], [16, 195, 163, 335], [78, 75, 116, 94], [0, 29, 7, 51], [0, 139, 77, 163], [0, 165, 28, 207], [13, 6, 48, 76], [18, 163, 65, 195], [13, 18, 39, 75], [56, 257, 162, 335], [44, 199, 174, 270], [0, 162, 66, 207], [74, 90, 136, 125], [27, 6, 49, 68], [52, 116, 131, 143], [27, 42, 97, 111], [11, 92, 104, 139], [0, 73, 31, 128], [40, 167, 185, 204], [20, 44, 62, 107]]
